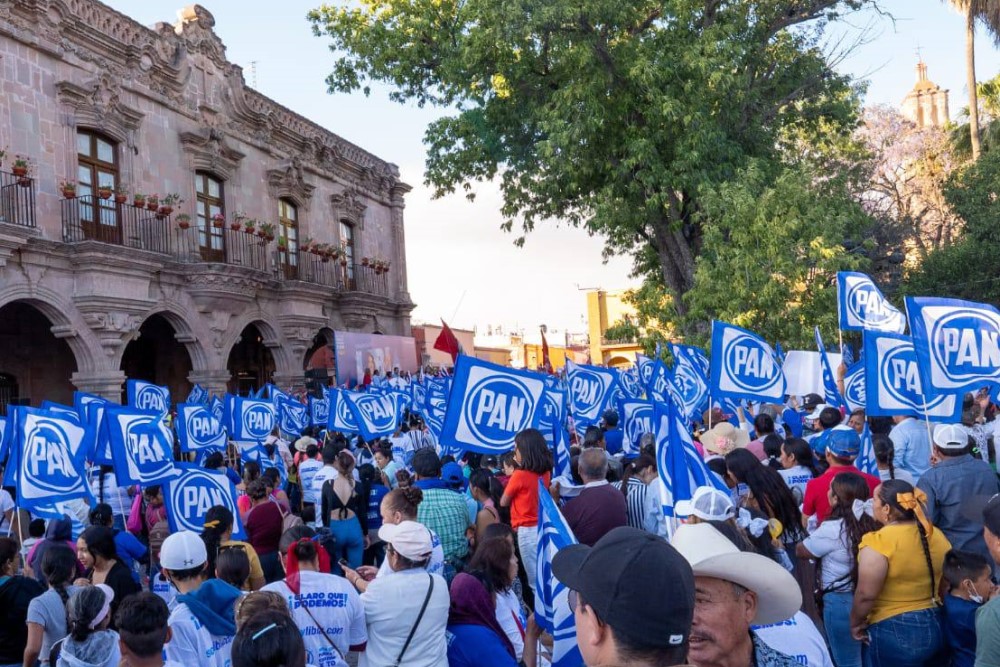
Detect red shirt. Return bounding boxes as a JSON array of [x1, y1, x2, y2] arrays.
[[504, 470, 551, 528], [802, 465, 880, 525]]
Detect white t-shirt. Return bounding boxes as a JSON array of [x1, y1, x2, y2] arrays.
[[389, 436, 412, 465], [877, 467, 915, 485], [152, 572, 177, 610], [299, 458, 325, 505], [0, 489, 14, 533], [166, 601, 234, 667], [263, 571, 368, 667], [495, 588, 526, 660], [802, 518, 852, 591], [779, 466, 813, 505], [753, 611, 834, 667], [376, 528, 445, 579], [358, 569, 449, 667], [312, 466, 340, 503]]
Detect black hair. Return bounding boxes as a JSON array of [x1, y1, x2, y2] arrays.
[[0, 537, 17, 574], [411, 448, 443, 478], [205, 452, 225, 469], [481, 523, 514, 542], [242, 462, 262, 484], [217, 546, 251, 589], [724, 448, 760, 485], [289, 537, 321, 564], [88, 503, 114, 528], [468, 537, 515, 592], [202, 506, 235, 579], [602, 409, 619, 427], [28, 518, 45, 538], [246, 479, 269, 501], [321, 443, 338, 465], [143, 485, 162, 499], [440, 454, 456, 465], [383, 486, 423, 518], [706, 457, 728, 480], [582, 426, 604, 448], [761, 434, 784, 470], [231, 609, 305, 667], [827, 472, 880, 585], [358, 463, 382, 486], [469, 468, 504, 508], [819, 407, 842, 429], [741, 465, 805, 542], [115, 592, 170, 658], [782, 438, 820, 477], [943, 549, 992, 590], [879, 479, 937, 602], [619, 455, 656, 497], [872, 434, 896, 479], [42, 547, 75, 630], [513, 428, 553, 474], [305, 443, 319, 458], [67, 585, 109, 641], [375, 441, 393, 460], [80, 525, 118, 563], [499, 451, 517, 471], [754, 413, 775, 436]]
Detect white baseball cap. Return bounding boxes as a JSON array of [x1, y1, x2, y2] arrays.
[[674, 486, 735, 522], [378, 520, 433, 561], [933, 424, 969, 450], [160, 531, 207, 571]]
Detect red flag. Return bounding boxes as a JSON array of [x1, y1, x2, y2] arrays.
[[541, 328, 553, 373], [433, 320, 463, 362]]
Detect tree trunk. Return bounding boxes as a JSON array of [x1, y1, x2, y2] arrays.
[[650, 211, 697, 317], [967, 7, 982, 160]]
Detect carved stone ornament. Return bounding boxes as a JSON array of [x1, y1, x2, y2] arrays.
[[172, 5, 229, 70], [267, 159, 315, 210], [179, 127, 245, 180], [82, 311, 144, 356], [330, 188, 368, 227], [56, 74, 145, 144]]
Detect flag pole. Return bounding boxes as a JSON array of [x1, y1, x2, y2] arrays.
[[921, 397, 935, 450]]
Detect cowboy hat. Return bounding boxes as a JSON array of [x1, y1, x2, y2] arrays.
[[670, 523, 801, 625], [698, 422, 750, 456]]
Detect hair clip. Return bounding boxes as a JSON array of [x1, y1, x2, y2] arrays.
[[203, 520, 220, 529], [252, 622, 278, 641]]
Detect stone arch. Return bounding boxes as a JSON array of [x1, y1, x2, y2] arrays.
[[119, 312, 198, 403], [0, 287, 100, 373], [224, 312, 291, 372], [224, 313, 290, 394], [606, 355, 634, 369]]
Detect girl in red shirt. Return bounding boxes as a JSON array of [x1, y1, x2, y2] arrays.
[[500, 429, 552, 596]]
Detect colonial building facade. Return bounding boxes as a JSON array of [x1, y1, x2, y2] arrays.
[[0, 1, 414, 408]]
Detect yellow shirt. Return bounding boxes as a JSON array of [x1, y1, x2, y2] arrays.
[[859, 523, 951, 625], [221, 539, 267, 591]]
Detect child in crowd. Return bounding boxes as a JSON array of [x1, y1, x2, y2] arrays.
[[21, 518, 45, 562], [942, 549, 994, 667], [115, 592, 183, 667]]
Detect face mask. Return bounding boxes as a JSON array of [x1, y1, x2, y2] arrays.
[[966, 582, 984, 605]]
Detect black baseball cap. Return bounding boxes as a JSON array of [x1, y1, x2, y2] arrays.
[[552, 526, 694, 648], [802, 393, 824, 411]]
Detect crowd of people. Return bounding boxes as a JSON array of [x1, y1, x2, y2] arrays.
[[3, 384, 1000, 667]]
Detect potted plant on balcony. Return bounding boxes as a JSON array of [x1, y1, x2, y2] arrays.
[[361, 256, 370, 267], [212, 212, 225, 229], [133, 192, 146, 207], [300, 236, 313, 252], [114, 185, 129, 204], [176, 213, 192, 230], [259, 222, 275, 241], [146, 194, 159, 211], [59, 180, 77, 198], [276, 236, 288, 250], [384, 260, 391, 274], [12, 155, 29, 178], [160, 193, 183, 216], [243, 218, 257, 235], [319, 244, 331, 262], [0, 148, 6, 168], [97, 184, 113, 200]]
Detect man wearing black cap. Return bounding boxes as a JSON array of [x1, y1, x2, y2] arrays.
[[552, 526, 695, 666]]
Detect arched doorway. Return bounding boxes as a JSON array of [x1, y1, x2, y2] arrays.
[[120, 314, 194, 404], [227, 323, 276, 395], [0, 301, 79, 412]]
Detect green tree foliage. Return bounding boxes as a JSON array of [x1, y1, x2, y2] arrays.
[[309, 0, 866, 317], [904, 148, 1000, 301]]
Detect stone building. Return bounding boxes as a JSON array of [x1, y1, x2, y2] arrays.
[[901, 60, 950, 129], [0, 1, 414, 409]]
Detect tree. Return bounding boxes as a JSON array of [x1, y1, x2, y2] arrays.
[[309, 0, 866, 318], [943, 0, 1000, 161], [950, 71, 1000, 158]]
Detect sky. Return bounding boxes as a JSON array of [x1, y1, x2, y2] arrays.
[[104, 1, 1000, 334]]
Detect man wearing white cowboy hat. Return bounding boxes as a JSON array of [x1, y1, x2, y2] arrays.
[[671, 523, 803, 667]]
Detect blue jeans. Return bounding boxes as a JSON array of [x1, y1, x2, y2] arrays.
[[328, 517, 365, 569], [865, 607, 944, 667], [824, 591, 864, 667]]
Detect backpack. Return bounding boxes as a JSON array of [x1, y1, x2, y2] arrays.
[[275, 499, 303, 533]]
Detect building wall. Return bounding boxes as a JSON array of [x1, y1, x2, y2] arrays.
[[412, 324, 476, 367], [0, 1, 415, 403], [585, 289, 643, 365], [474, 346, 511, 366]]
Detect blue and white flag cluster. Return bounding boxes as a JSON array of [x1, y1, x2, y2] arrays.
[[655, 401, 729, 521], [565, 361, 619, 436], [309, 394, 329, 428], [126, 380, 170, 414], [163, 466, 246, 540], [12, 407, 93, 511], [104, 407, 180, 486], [863, 330, 959, 421], [175, 403, 228, 452], [856, 423, 879, 477], [276, 395, 309, 436], [710, 321, 786, 404], [838, 272, 906, 333], [227, 397, 276, 443], [620, 399, 654, 456], [842, 362, 866, 413], [327, 389, 360, 434], [814, 327, 845, 410], [668, 343, 710, 422], [344, 392, 400, 441], [534, 480, 583, 667]]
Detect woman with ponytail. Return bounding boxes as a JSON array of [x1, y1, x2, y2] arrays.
[[872, 434, 915, 484], [468, 468, 504, 542], [850, 479, 952, 667], [612, 454, 657, 530], [201, 506, 266, 591], [53, 584, 120, 667], [262, 533, 367, 667], [25, 547, 78, 667]]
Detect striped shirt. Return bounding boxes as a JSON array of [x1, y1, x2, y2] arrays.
[[612, 478, 648, 530]]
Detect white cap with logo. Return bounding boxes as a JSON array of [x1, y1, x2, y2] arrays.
[[160, 530, 208, 571], [933, 424, 969, 450]]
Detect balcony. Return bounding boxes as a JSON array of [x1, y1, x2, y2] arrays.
[[58, 196, 392, 298], [0, 170, 36, 228]]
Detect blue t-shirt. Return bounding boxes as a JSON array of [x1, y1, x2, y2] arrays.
[[367, 484, 388, 531], [783, 408, 804, 438], [604, 428, 624, 456], [446, 625, 518, 667], [114, 530, 147, 582], [944, 594, 978, 667]]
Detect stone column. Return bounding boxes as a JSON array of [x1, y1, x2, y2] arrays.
[[272, 372, 306, 393], [389, 182, 412, 304], [187, 369, 231, 398], [71, 369, 126, 402]]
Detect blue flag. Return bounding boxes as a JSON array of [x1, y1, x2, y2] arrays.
[[422, 379, 450, 440], [276, 396, 309, 436], [863, 330, 960, 421], [907, 296, 1000, 399], [210, 396, 225, 422], [439, 355, 546, 455], [187, 384, 209, 405], [327, 389, 360, 434], [620, 399, 654, 456], [539, 379, 572, 478], [815, 327, 846, 410], [14, 407, 93, 510], [105, 406, 180, 487], [655, 400, 729, 520], [843, 361, 866, 413], [176, 403, 228, 452], [126, 380, 171, 413], [710, 321, 786, 404], [635, 354, 655, 388], [534, 480, 583, 667], [226, 397, 276, 443], [343, 392, 400, 441], [565, 360, 619, 432], [163, 466, 246, 540], [309, 395, 330, 428], [617, 366, 644, 400], [856, 423, 879, 477], [40, 401, 79, 420], [838, 272, 906, 333], [668, 343, 710, 422]]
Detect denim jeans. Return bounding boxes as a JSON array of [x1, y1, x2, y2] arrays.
[[824, 591, 863, 667], [328, 517, 365, 568], [516, 526, 539, 595], [865, 607, 944, 667]]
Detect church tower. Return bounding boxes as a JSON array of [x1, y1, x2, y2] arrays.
[[901, 60, 950, 128]]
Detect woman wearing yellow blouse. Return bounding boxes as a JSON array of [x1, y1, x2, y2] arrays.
[[850, 479, 951, 667]]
